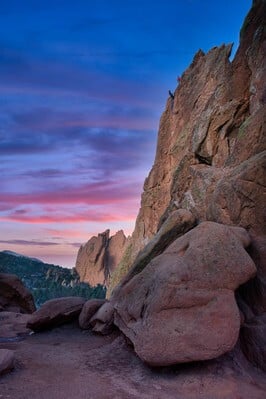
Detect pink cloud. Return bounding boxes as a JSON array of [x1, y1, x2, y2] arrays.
[[0, 180, 140, 207]]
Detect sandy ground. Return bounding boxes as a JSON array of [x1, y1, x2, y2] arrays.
[[0, 323, 265, 399]]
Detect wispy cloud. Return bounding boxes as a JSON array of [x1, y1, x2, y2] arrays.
[[0, 239, 60, 246]]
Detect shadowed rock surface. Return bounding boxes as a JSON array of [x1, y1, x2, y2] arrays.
[[111, 209, 196, 292], [0, 273, 36, 314]]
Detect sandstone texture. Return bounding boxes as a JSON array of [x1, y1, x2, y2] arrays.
[[0, 349, 14, 376], [79, 299, 106, 329], [112, 222, 256, 366], [0, 273, 36, 314], [75, 230, 129, 286], [108, 0, 266, 371], [27, 297, 85, 332], [110, 0, 265, 289]]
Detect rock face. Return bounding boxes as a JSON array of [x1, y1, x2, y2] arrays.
[[75, 230, 129, 286], [112, 222, 256, 366], [27, 297, 85, 332], [0, 273, 36, 314], [108, 0, 266, 370], [109, 0, 265, 288]]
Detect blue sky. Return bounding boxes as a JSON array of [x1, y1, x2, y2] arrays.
[[0, 0, 251, 267]]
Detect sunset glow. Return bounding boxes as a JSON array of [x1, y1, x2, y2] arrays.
[[0, 0, 251, 267]]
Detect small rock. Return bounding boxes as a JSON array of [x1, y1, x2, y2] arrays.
[[79, 299, 106, 329], [90, 302, 115, 335]]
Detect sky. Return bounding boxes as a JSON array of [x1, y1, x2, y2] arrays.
[[0, 0, 251, 267]]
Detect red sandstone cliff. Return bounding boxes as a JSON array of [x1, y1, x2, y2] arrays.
[[109, 0, 265, 289], [107, 0, 266, 371], [75, 230, 129, 286]]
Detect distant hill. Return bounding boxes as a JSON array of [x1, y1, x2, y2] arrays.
[[0, 250, 106, 307]]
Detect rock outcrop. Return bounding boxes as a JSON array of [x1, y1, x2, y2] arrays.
[[109, 0, 265, 292], [107, 0, 266, 370], [27, 297, 85, 332], [75, 230, 129, 286], [0, 273, 36, 314], [112, 222, 256, 366]]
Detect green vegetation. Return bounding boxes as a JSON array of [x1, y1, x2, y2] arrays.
[[107, 243, 133, 297], [238, 116, 251, 139], [0, 251, 106, 307]]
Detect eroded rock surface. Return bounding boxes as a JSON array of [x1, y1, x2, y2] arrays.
[[27, 297, 85, 332], [0, 273, 36, 314], [113, 222, 256, 366], [109, 0, 265, 291], [108, 0, 266, 371], [76, 230, 129, 286]]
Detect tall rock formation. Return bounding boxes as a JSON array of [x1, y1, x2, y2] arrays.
[[75, 230, 129, 286], [109, 0, 265, 288], [107, 0, 265, 370]]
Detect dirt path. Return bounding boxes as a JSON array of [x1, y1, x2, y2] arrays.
[[0, 324, 265, 399]]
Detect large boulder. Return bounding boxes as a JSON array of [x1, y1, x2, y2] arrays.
[[113, 222, 256, 366], [0, 273, 36, 314], [27, 297, 85, 332], [0, 349, 15, 376]]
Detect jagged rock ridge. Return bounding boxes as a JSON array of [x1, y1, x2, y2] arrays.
[[75, 230, 130, 286], [109, 1, 265, 293], [107, 0, 266, 371]]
